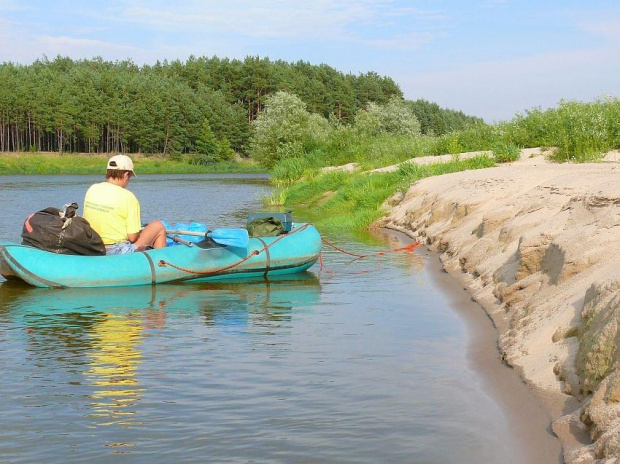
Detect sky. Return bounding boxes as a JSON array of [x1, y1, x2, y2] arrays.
[[0, 0, 618, 122]]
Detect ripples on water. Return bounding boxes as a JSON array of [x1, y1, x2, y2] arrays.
[[0, 174, 522, 463]]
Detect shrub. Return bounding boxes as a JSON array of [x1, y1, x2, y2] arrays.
[[355, 97, 421, 137], [506, 97, 620, 162], [549, 99, 614, 162], [249, 91, 330, 167], [492, 142, 520, 163]]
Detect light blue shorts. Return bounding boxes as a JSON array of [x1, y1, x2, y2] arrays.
[[105, 241, 136, 255]]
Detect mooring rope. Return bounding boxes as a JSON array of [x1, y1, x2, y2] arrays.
[[158, 222, 420, 276], [320, 238, 420, 257], [317, 239, 420, 276], [158, 223, 313, 275]]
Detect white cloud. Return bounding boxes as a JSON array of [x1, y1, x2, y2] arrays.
[[398, 47, 620, 122], [480, 0, 508, 8], [1, 1, 450, 63], [579, 18, 620, 43], [0, 0, 32, 11], [103, 0, 447, 45], [113, 2, 354, 40], [36, 35, 140, 56], [362, 31, 440, 51], [0, 18, 29, 62], [0, 18, 141, 63]]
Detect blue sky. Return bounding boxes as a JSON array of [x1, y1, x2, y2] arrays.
[[1, 0, 618, 121]]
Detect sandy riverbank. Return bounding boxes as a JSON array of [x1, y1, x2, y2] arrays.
[[376, 148, 620, 463]]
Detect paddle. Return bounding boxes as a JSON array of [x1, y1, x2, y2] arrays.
[[166, 228, 249, 248], [169, 234, 194, 247]]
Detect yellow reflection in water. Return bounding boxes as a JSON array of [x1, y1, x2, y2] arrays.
[[85, 314, 144, 426]]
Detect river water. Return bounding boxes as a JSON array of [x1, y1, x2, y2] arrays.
[[0, 174, 555, 463]]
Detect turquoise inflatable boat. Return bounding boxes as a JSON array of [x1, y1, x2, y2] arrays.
[[0, 223, 322, 288]]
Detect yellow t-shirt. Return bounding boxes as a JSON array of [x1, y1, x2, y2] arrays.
[[83, 182, 141, 245]]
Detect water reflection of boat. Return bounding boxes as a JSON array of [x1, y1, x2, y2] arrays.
[[0, 273, 321, 321], [0, 274, 321, 427]]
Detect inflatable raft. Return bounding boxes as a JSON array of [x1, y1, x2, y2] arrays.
[[0, 223, 322, 288]]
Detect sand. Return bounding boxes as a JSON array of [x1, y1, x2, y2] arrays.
[[372, 148, 620, 463]]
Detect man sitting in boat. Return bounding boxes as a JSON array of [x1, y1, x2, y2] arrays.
[[83, 154, 167, 255]]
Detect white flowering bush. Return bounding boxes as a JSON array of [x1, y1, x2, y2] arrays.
[[354, 97, 421, 137], [250, 91, 330, 167]]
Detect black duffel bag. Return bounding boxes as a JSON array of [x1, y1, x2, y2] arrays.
[[21, 203, 106, 256]]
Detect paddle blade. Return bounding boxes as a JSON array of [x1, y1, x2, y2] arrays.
[[208, 228, 249, 248]]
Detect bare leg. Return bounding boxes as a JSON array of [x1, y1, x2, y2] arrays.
[[135, 220, 167, 249]]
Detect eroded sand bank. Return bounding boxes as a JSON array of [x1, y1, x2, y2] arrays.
[[377, 149, 620, 463]]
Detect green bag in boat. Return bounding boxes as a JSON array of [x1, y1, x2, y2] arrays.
[[247, 216, 285, 237]]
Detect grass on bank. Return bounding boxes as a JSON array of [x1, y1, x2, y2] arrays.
[[0, 153, 264, 175], [267, 97, 620, 233], [271, 96, 620, 188], [274, 154, 496, 232]]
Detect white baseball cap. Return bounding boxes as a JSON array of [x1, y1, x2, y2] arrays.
[[106, 154, 137, 177]]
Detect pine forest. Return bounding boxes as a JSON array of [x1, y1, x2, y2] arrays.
[[0, 56, 482, 157]]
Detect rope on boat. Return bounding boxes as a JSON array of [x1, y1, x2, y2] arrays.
[[158, 222, 420, 277], [157, 223, 313, 275], [318, 239, 420, 276], [320, 238, 420, 257]]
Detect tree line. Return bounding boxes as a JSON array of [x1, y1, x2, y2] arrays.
[[0, 55, 482, 156]]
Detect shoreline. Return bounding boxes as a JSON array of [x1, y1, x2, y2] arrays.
[[0, 152, 263, 175], [377, 149, 620, 462], [381, 227, 564, 462]]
